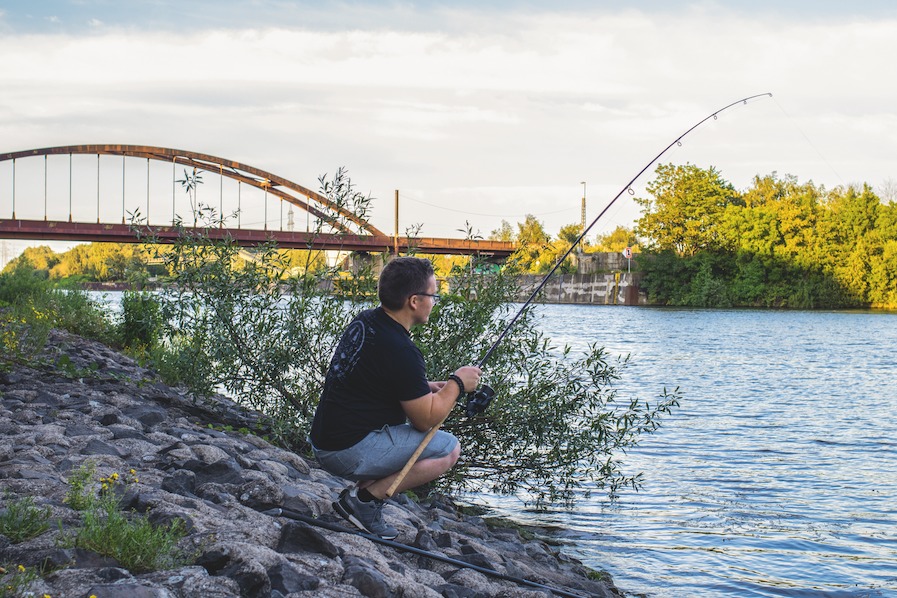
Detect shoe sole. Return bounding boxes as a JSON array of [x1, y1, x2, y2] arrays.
[[332, 499, 398, 541]]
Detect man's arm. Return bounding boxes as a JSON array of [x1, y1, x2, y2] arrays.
[[402, 366, 480, 431]]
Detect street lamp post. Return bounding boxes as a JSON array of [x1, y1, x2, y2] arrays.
[[580, 181, 586, 232], [579, 182, 587, 253]]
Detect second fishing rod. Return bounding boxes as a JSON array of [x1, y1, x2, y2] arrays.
[[385, 92, 773, 497]]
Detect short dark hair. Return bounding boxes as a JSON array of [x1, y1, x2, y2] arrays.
[[378, 257, 434, 310]]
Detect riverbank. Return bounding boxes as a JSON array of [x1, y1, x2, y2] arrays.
[[0, 329, 622, 597]]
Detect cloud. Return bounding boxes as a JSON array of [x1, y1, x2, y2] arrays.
[[1, 5, 896, 238]]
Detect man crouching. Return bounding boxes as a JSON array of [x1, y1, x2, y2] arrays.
[[309, 257, 481, 539]]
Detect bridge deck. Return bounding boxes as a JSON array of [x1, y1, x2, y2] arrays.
[[0, 219, 514, 257]]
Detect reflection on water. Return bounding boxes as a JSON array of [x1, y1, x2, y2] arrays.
[[476, 306, 897, 598]]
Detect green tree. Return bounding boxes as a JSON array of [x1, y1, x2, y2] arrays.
[[508, 214, 551, 273], [488, 220, 514, 242], [635, 163, 742, 255], [539, 222, 582, 274], [592, 226, 639, 253], [3, 245, 58, 275]]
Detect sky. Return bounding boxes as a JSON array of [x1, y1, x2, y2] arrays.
[[2, 0, 897, 264]]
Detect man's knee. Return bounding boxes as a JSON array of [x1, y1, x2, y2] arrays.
[[429, 442, 460, 473], [449, 441, 461, 464]]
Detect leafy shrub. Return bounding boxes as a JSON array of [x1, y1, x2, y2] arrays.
[[417, 261, 680, 505], [118, 290, 162, 350], [0, 260, 112, 364]]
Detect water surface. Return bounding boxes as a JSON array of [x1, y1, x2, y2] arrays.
[[478, 306, 897, 597]]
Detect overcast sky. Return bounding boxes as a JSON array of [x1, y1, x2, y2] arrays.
[[2, 1, 897, 263]]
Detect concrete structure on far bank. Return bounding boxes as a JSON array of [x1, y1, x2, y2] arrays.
[[348, 250, 646, 306], [515, 250, 644, 306], [515, 271, 644, 306]]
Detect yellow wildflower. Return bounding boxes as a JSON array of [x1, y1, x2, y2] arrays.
[[17, 565, 25, 573], [110, 472, 119, 481]]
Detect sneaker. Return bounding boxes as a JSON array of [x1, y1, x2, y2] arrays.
[[333, 487, 399, 540]]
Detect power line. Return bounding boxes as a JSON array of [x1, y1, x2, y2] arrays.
[[399, 192, 578, 219]]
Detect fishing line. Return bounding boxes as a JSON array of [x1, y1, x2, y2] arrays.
[[261, 506, 592, 598], [476, 92, 774, 368], [770, 95, 845, 186], [401, 190, 579, 219]]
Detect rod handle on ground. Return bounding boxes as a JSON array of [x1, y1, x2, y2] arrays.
[[384, 415, 447, 498]]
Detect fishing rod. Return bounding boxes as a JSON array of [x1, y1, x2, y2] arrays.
[[477, 92, 773, 368], [385, 92, 772, 497]]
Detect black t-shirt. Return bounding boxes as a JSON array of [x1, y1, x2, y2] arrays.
[[309, 307, 431, 451]]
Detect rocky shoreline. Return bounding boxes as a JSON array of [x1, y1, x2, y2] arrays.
[[0, 329, 624, 597]]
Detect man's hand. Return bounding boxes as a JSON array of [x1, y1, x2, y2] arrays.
[[452, 365, 482, 393], [403, 365, 482, 430]]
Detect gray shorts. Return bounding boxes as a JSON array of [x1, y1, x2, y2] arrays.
[[312, 424, 459, 482]]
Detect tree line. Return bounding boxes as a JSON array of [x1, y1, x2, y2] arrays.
[[633, 164, 897, 309]]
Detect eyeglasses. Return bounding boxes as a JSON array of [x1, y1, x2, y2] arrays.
[[413, 293, 441, 303]]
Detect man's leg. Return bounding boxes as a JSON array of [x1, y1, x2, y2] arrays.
[[361, 441, 461, 499], [329, 426, 460, 538]]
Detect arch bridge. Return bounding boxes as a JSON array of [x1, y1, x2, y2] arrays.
[[0, 145, 514, 257]]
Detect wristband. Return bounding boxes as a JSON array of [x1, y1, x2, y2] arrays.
[[447, 374, 466, 396]]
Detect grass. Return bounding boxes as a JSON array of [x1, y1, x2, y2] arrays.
[[61, 463, 191, 573], [0, 563, 42, 598], [0, 495, 51, 543]]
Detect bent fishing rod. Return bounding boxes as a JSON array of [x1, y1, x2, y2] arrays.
[[385, 92, 772, 497], [477, 92, 773, 367]]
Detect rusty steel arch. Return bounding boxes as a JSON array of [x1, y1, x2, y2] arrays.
[[0, 144, 385, 236]]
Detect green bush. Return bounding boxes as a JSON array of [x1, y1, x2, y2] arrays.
[[0, 260, 113, 365], [71, 493, 188, 573], [118, 290, 162, 350], [417, 262, 680, 504]]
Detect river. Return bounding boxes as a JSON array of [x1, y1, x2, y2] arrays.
[[476, 305, 897, 597]]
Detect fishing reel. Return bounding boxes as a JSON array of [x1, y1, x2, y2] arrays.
[[462, 384, 495, 418]]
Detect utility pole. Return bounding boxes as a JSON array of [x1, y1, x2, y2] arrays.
[[580, 181, 587, 232], [579, 181, 587, 254], [394, 190, 399, 256]]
